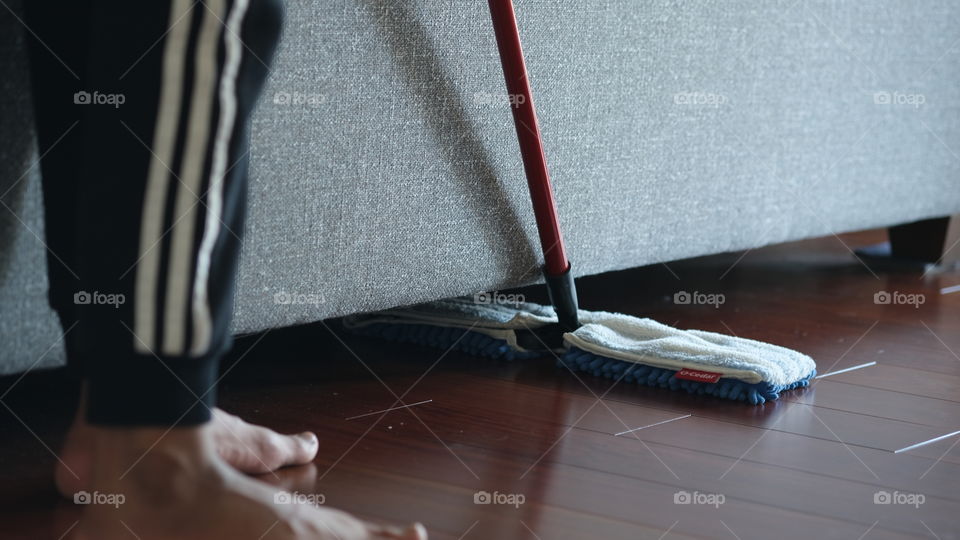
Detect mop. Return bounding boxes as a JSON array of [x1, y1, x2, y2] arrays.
[[346, 0, 816, 404]]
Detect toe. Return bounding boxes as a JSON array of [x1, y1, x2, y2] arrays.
[[243, 429, 317, 472], [259, 431, 318, 469], [369, 522, 428, 539], [405, 523, 428, 540], [215, 414, 319, 473]]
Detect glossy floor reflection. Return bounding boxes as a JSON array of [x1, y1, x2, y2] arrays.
[[2, 229, 959, 539]]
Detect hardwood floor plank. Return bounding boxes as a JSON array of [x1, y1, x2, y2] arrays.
[[458, 361, 953, 454], [823, 363, 960, 403], [785, 378, 960, 428]]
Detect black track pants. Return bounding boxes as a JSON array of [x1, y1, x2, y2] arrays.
[[23, 0, 283, 425]]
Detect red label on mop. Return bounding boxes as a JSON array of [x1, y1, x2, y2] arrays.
[[675, 368, 723, 383]]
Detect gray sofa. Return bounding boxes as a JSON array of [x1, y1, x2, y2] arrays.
[[3, 0, 960, 374]]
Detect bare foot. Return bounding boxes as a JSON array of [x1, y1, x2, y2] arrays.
[[56, 386, 318, 498], [72, 425, 426, 540]]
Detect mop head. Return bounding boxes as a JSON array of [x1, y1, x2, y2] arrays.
[[343, 299, 557, 360], [344, 298, 817, 404]]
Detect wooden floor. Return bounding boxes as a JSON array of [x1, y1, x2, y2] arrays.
[[2, 229, 959, 539]]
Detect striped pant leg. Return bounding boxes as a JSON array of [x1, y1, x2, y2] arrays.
[[31, 0, 283, 426]]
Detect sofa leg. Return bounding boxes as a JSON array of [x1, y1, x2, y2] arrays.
[[855, 215, 958, 271], [887, 217, 951, 263]]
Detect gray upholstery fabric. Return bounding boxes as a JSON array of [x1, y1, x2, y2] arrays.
[[1, 1, 67, 374], [3, 0, 960, 374]]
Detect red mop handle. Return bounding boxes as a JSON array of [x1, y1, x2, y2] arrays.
[[487, 0, 569, 276]]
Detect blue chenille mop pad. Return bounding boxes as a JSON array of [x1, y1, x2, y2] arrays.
[[343, 298, 558, 360], [344, 297, 817, 404]]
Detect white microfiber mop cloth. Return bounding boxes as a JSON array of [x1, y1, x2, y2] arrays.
[[345, 297, 817, 404], [570, 311, 815, 387]]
